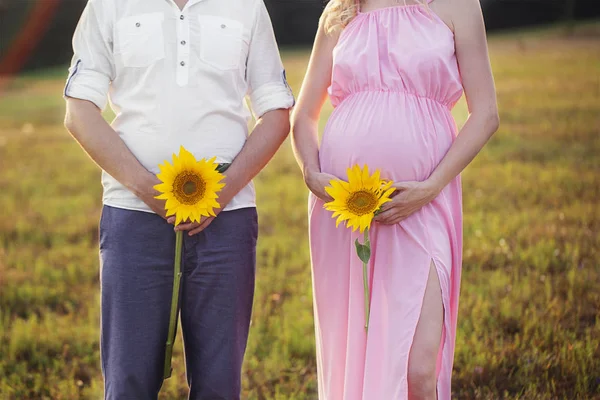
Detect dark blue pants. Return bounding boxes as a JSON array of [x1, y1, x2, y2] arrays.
[[99, 206, 258, 400]]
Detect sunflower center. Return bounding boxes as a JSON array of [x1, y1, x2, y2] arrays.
[[173, 171, 206, 205], [346, 190, 378, 216], [183, 181, 197, 195]]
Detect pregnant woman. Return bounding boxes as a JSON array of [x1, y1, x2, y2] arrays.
[[291, 0, 498, 398]]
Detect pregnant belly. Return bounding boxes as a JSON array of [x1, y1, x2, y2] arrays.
[[320, 91, 455, 182]]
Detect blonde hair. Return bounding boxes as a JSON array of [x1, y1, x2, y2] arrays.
[[322, 0, 359, 34], [322, 0, 429, 34]]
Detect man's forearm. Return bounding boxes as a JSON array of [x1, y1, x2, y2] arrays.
[[64, 98, 156, 198], [219, 108, 291, 206]]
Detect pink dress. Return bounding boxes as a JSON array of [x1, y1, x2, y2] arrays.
[[309, 2, 464, 399]]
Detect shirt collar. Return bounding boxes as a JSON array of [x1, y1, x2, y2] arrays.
[[164, 0, 206, 12]]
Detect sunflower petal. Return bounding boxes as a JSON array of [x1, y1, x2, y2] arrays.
[[335, 216, 345, 228], [180, 207, 191, 223], [175, 212, 184, 226], [361, 164, 370, 186], [165, 197, 179, 210], [154, 183, 172, 194], [371, 169, 381, 186], [162, 160, 176, 176], [361, 214, 373, 232]]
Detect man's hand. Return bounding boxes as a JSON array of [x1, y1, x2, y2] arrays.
[[169, 215, 216, 236], [168, 196, 226, 236], [133, 172, 168, 219], [167, 172, 237, 235]]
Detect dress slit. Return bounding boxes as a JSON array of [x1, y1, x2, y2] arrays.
[[404, 257, 448, 398], [432, 257, 450, 398]]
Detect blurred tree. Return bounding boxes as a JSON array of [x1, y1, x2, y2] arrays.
[[2, 0, 600, 73], [264, 0, 323, 45], [0, 0, 83, 74], [564, 0, 577, 35]]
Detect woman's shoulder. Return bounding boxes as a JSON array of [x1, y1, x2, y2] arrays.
[[432, 0, 487, 34], [429, 0, 458, 34], [317, 3, 345, 47]]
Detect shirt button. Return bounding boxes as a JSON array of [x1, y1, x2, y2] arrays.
[[221, 24, 226, 29], [180, 15, 185, 20], [180, 61, 186, 66], [136, 22, 141, 27], [181, 40, 186, 45]]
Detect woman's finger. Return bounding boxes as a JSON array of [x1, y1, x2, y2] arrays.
[[321, 173, 339, 182], [382, 194, 408, 212], [375, 209, 396, 224], [314, 188, 333, 203], [373, 210, 385, 222], [387, 213, 406, 225], [392, 181, 418, 192], [380, 198, 400, 212]]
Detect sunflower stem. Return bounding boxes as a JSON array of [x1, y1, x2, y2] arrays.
[[164, 230, 183, 380], [363, 228, 371, 333]]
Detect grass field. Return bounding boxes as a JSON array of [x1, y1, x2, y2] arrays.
[[0, 22, 599, 399]]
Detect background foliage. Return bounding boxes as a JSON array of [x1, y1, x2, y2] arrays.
[[2, 0, 600, 72]]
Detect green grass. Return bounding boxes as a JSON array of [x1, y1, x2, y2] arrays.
[[0, 22, 599, 399]]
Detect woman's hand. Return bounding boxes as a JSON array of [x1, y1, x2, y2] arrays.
[[374, 180, 441, 225], [304, 170, 338, 202]]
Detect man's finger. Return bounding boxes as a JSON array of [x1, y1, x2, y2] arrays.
[[189, 217, 215, 236], [175, 221, 200, 232]]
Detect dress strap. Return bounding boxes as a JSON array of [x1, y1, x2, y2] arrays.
[[355, 0, 361, 13]]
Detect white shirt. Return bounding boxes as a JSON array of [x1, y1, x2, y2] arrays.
[[64, 0, 295, 213]]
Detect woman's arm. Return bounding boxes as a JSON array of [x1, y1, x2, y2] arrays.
[[376, 0, 499, 224], [426, 0, 500, 190], [291, 15, 341, 201]]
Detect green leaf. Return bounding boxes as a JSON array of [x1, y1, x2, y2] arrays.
[[355, 238, 371, 264]]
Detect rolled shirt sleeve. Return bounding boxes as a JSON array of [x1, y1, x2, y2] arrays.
[[246, 1, 295, 119], [64, 0, 114, 111]]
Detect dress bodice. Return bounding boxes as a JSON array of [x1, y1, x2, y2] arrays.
[[329, 3, 464, 109]]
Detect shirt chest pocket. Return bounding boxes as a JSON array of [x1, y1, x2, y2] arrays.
[[198, 16, 243, 71], [116, 13, 165, 68]]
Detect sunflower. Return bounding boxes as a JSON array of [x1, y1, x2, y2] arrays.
[[154, 146, 225, 225], [324, 165, 395, 233]]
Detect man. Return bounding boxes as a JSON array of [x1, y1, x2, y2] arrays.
[[63, 0, 294, 398]]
